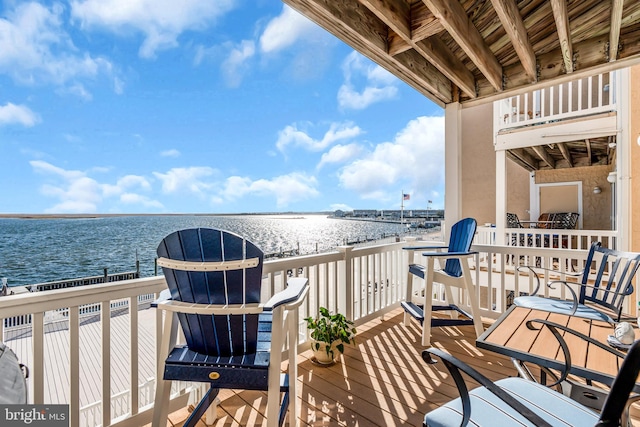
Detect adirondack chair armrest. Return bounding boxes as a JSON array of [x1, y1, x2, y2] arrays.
[[424, 348, 554, 427], [420, 251, 478, 259], [403, 245, 448, 251], [264, 277, 309, 310], [151, 289, 172, 308]]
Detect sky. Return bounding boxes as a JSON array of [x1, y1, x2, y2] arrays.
[[0, 0, 445, 214]]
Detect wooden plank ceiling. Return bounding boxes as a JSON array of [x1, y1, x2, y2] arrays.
[[508, 135, 616, 171], [283, 0, 640, 108]]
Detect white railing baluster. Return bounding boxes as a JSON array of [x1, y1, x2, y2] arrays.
[[129, 296, 139, 417], [578, 78, 583, 111], [33, 311, 44, 404], [101, 301, 111, 427], [70, 307, 80, 427], [588, 75, 593, 108], [598, 73, 603, 107]]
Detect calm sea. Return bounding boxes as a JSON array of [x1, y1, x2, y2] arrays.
[[0, 214, 409, 287]]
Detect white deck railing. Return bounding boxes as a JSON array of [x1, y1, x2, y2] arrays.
[[0, 236, 634, 427], [476, 225, 618, 251], [495, 71, 616, 132]]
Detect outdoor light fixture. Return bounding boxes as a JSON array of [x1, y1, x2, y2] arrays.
[[637, 134, 640, 146], [607, 172, 617, 183], [593, 186, 602, 194]]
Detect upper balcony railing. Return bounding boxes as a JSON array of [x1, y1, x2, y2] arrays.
[[0, 230, 631, 427], [495, 71, 616, 132]]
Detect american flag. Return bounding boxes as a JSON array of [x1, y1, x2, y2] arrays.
[[403, 193, 410, 200]]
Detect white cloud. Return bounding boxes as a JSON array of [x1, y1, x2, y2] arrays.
[[276, 122, 362, 153], [221, 40, 256, 87], [0, 103, 39, 127], [0, 2, 113, 88], [153, 167, 216, 195], [317, 144, 363, 170], [329, 203, 353, 212], [337, 51, 398, 110], [259, 5, 319, 53], [120, 193, 164, 208], [71, 0, 236, 58], [160, 149, 181, 158], [338, 116, 445, 202], [220, 172, 319, 208], [30, 160, 159, 213], [56, 83, 93, 101]]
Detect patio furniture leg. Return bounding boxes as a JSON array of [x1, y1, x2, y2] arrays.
[[461, 259, 484, 338], [422, 258, 436, 347], [152, 311, 178, 427]]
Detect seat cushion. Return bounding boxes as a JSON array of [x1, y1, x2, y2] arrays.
[[513, 296, 613, 323], [424, 377, 599, 427]]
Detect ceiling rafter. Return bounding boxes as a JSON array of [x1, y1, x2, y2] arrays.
[[550, 0, 574, 73], [609, 0, 624, 61], [532, 145, 556, 168], [508, 149, 538, 171], [557, 143, 574, 167], [361, 0, 477, 98], [490, 0, 537, 83], [422, 0, 504, 91]]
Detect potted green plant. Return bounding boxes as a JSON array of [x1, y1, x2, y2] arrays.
[[305, 307, 357, 365]]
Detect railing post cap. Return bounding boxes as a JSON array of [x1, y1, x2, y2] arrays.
[[337, 245, 354, 253]]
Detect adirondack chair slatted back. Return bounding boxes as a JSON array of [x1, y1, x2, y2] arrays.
[[444, 218, 477, 278], [157, 228, 264, 356], [579, 242, 640, 320]]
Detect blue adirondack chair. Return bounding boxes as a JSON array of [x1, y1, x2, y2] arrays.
[[514, 242, 640, 324], [423, 320, 640, 427], [151, 228, 308, 427], [402, 218, 484, 346]]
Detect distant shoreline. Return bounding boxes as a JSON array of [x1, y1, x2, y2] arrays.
[[0, 212, 332, 220]]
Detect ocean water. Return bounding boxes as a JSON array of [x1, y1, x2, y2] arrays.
[[0, 214, 409, 286]]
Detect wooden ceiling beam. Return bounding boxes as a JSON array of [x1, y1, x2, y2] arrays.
[[507, 151, 534, 172], [362, 0, 476, 98], [557, 142, 573, 167], [550, 0, 574, 73], [586, 139, 593, 165], [411, 2, 444, 41], [283, 0, 452, 105], [360, 0, 411, 39], [414, 37, 477, 98], [509, 148, 538, 171], [532, 145, 556, 168], [609, 0, 624, 61], [422, 0, 504, 91], [490, 0, 537, 83], [388, 3, 444, 56]]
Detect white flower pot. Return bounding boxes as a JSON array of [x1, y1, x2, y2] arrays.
[[310, 340, 339, 365]]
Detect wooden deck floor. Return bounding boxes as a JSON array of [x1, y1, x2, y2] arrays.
[[162, 307, 613, 426]]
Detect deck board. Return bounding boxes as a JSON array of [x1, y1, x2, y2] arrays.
[[155, 308, 640, 427], [5, 306, 640, 426]]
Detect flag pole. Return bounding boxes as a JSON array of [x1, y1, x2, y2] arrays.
[[401, 190, 404, 225]]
